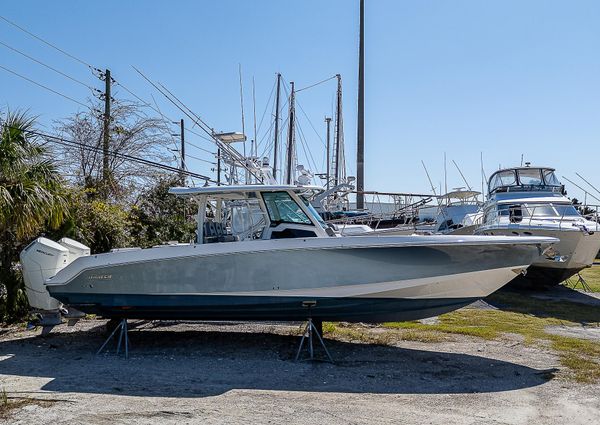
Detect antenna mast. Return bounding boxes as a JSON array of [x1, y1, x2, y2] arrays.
[[273, 73, 281, 181], [252, 76, 257, 157], [238, 64, 246, 157], [286, 81, 296, 185], [452, 160, 472, 191], [325, 116, 332, 190]]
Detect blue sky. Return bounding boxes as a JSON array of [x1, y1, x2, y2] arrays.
[[1, 1, 599, 202]]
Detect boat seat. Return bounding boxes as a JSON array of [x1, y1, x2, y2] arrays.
[[203, 221, 238, 243]]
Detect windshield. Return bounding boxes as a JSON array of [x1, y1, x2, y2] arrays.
[[262, 191, 312, 226], [498, 203, 582, 218], [543, 170, 561, 186], [490, 171, 517, 192], [518, 169, 543, 186], [523, 204, 556, 217], [552, 204, 580, 217], [301, 196, 328, 229]]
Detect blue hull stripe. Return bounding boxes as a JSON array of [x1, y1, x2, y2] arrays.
[[52, 293, 478, 322]]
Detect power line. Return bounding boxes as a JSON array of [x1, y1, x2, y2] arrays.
[[185, 126, 215, 143], [0, 39, 96, 90], [185, 152, 217, 165], [7, 126, 216, 182], [0, 64, 91, 109], [0, 14, 94, 70], [186, 140, 215, 155]]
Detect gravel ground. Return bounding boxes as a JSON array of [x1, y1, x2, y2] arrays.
[[1, 319, 599, 424]]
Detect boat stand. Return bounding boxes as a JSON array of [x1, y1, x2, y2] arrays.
[[565, 273, 592, 292], [295, 301, 334, 363], [96, 318, 130, 359]]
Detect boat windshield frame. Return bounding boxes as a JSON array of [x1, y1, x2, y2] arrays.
[[488, 167, 564, 195], [170, 185, 329, 243]]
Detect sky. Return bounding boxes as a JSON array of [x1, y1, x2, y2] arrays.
[[1, 1, 600, 202]]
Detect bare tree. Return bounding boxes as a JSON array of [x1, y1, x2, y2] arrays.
[[55, 101, 176, 199]]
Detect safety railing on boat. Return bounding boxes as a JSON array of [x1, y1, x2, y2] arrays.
[[326, 191, 434, 230], [485, 203, 600, 232]]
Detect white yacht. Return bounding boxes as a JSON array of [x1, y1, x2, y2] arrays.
[[21, 185, 556, 324], [417, 189, 483, 234], [475, 165, 600, 286]]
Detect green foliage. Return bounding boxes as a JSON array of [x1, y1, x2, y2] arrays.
[[0, 109, 196, 323], [0, 110, 69, 322], [62, 189, 133, 254], [578, 266, 600, 292], [129, 176, 196, 248]]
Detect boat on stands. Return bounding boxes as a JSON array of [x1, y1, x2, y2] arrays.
[[21, 185, 556, 325], [474, 165, 600, 287]]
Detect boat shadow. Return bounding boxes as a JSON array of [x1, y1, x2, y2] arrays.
[[487, 286, 600, 324], [0, 323, 555, 398]]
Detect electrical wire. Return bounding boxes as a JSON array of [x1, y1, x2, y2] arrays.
[[0, 14, 95, 70], [0, 64, 91, 109], [185, 152, 217, 165], [0, 39, 96, 90], [4, 125, 216, 182], [186, 140, 215, 155], [133, 66, 261, 181]]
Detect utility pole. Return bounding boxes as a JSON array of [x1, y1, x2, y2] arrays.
[[285, 81, 295, 185], [325, 117, 332, 190], [356, 0, 365, 209], [334, 74, 343, 186], [102, 68, 111, 197], [273, 73, 281, 181], [180, 119, 185, 184]]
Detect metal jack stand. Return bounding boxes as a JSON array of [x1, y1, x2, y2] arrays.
[[565, 273, 592, 292], [295, 301, 334, 363], [97, 318, 130, 359]]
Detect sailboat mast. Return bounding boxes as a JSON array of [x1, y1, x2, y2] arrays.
[[335, 74, 342, 186], [356, 0, 365, 209], [273, 73, 281, 181], [325, 117, 332, 190], [286, 81, 296, 185]]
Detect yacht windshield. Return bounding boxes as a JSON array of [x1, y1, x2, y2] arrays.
[[262, 191, 312, 225], [490, 171, 517, 192], [497, 203, 581, 218], [518, 169, 543, 186], [523, 204, 556, 217], [543, 170, 561, 186], [552, 204, 580, 217]]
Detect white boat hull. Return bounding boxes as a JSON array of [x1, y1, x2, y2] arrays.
[[475, 226, 600, 285], [42, 235, 551, 322]]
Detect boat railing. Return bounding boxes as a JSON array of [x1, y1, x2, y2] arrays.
[[488, 203, 600, 232], [328, 192, 434, 230]]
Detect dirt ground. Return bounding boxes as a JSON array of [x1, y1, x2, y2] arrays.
[[1, 317, 599, 425]]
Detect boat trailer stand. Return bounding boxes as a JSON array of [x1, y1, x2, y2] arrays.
[[96, 318, 130, 359], [295, 301, 334, 363]]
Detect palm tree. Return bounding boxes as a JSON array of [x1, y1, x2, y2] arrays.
[[0, 110, 69, 321]]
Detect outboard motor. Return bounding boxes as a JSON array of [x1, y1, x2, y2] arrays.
[[20, 237, 90, 329]]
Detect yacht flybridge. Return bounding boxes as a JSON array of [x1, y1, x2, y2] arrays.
[[475, 166, 600, 286], [21, 185, 556, 325]]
